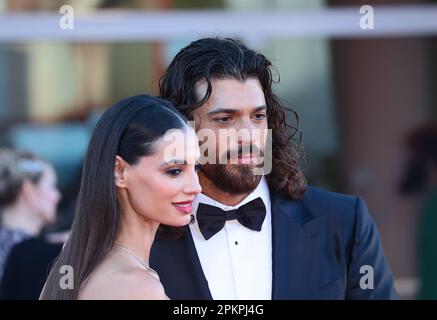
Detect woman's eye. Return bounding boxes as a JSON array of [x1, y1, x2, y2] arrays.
[[166, 168, 182, 177]]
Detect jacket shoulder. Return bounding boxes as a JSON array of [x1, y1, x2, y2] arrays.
[[303, 186, 360, 219], [302, 186, 367, 245]]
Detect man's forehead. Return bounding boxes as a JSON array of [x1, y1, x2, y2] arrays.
[[194, 77, 262, 92], [194, 78, 266, 112]]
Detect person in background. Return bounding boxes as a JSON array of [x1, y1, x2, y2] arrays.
[[400, 121, 437, 299], [0, 148, 61, 284]]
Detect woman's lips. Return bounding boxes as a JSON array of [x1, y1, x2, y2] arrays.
[[172, 201, 194, 214]]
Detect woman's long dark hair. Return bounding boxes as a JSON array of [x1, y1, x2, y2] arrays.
[[159, 37, 306, 200], [40, 95, 186, 300]]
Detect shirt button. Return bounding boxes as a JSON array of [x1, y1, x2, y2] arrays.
[[235, 241, 238, 245]]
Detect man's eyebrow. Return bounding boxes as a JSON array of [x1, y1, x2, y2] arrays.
[[207, 105, 267, 116], [253, 106, 267, 112], [207, 108, 239, 116]]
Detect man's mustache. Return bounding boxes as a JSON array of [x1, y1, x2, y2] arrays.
[[219, 145, 265, 164]]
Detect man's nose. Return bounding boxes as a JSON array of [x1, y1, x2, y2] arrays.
[[237, 118, 256, 146]]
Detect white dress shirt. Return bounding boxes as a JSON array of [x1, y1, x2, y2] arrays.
[[189, 176, 272, 300]]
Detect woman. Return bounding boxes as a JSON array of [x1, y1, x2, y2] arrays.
[[40, 95, 201, 300], [0, 149, 60, 283]]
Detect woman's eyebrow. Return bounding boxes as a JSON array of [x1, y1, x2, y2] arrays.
[[160, 159, 187, 166]]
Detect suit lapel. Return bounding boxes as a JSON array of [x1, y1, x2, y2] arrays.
[[150, 225, 212, 299], [270, 189, 327, 299]]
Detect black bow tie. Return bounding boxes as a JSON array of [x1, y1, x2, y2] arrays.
[[196, 197, 266, 240]]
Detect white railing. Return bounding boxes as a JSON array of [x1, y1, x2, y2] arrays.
[[0, 5, 436, 43]]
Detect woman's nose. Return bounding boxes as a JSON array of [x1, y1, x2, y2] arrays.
[[184, 170, 202, 195]]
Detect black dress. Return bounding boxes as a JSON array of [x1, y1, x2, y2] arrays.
[[0, 227, 30, 283], [0, 237, 62, 300]]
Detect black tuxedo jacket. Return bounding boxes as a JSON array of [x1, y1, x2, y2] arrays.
[[150, 187, 399, 299]]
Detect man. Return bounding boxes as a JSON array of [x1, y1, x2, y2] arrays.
[[150, 37, 398, 299]]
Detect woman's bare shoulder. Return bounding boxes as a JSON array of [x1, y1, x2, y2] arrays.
[[79, 266, 168, 300]]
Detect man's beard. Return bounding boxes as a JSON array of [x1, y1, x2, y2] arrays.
[[199, 146, 264, 195], [200, 164, 261, 195]]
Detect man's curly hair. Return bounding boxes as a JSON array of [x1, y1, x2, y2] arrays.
[[159, 37, 306, 200]]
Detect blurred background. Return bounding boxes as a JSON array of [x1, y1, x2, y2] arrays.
[[0, 0, 436, 299]]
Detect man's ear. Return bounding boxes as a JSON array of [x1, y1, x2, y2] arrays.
[[114, 155, 128, 188]]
